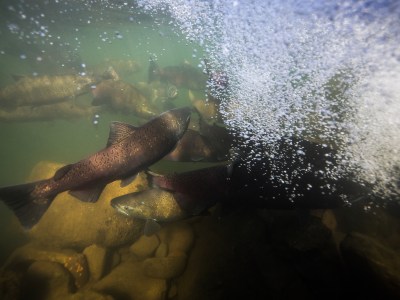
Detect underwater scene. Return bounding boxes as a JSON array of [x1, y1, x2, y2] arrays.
[[0, 0, 399, 299]]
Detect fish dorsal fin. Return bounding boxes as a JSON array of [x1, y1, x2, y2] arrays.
[[54, 164, 73, 181], [107, 122, 137, 147]]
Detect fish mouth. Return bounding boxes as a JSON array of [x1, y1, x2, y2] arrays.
[[111, 202, 131, 217]]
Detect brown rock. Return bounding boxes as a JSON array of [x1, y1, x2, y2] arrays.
[[157, 222, 194, 255], [143, 252, 187, 279], [93, 260, 167, 300], [27, 161, 146, 249], [155, 242, 168, 258], [3, 243, 88, 288], [83, 244, 108, 282], [67, 290, 114, 300], [130, 234, 160, 259], [340, 232, 400, 299], [22, 261, 73, 300]]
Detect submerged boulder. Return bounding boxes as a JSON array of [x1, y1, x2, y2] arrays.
[[93, 260, 167, 300], [340, 232, 400, 299], [27, 161, 146, 249]]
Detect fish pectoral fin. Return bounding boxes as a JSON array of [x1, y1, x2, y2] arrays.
[[54, 164, 74, 181], [107, 122, 138, 147], [144, 219, 161, 236], [69, 184, 106, 203], [120, 174, 138, 188]]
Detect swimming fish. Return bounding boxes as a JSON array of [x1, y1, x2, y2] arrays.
[[164, 129, 220, 162], [111, 188, 188, 235], [91, 79, 160, 119], [148, 58, 207, 91], [0, 107, 191, 229], [0, 102, 98, 122], [0, 74, 95, 108], [149, 164, 232, 214]]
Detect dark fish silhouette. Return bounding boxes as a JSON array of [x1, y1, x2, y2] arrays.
[[0, 107, 191, 229], [91, 79, 160, 119], [164, 129, 221, 162], [148, 58, 207, 90], [149, 164, 232, 214]]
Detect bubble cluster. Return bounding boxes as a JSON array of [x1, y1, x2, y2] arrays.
[[138, 0, 400, 200]]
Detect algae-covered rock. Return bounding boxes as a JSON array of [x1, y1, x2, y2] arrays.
[[22, 261, 73, 300], [340, 232, 400, 299], [130, 234, 160, 259], [155, 242, 168, 258], [157, 222, 194, 255], [143, 252, 187, 279], [93, 260, 167, 300], [2, 243, 89, 288], [83, 244, 108, 282], [67, 290, 114, 300], [27, 161, 145, 249]]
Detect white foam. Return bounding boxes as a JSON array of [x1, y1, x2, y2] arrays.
[[138, 0, 400, 200]]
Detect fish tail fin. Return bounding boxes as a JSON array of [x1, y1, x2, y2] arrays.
[[0, 181, 54, 229], [148, 56, 160, 83]]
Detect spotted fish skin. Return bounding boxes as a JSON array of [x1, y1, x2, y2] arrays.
[[0, 107, 191, 228]]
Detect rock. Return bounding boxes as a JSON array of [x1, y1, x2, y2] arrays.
[[21, 261, 73, 300], [155, 242, 168, 258], [110, 251, 121, 270], [67, 290, 114, 300], [3, 243, 89, 288], [143, 252, 187, 279], [157, 222, 194, 255], [176, 212, 309, 300], [168, 282, 178, 299], [93, 260, 167, 300], [27, 161, 146, 249], [130, 234, 160, 259], [340, 232, 400, 299], [83, 244, 108, 282]]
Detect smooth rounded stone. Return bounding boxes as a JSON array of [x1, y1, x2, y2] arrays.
[[93, 260, 167, 300], [143, 252, 187, 279], [130, 234, 160, 259], [67, 290, 114, 300], [157, 222, 194, 255], [110, 251, 121, 269], [27, 161, 146, 249], [155, 242, 168, 258], [168, 282, 178, 299], [340, 232, 400, 299], [22, 261, 73, 300], [3, 243, 89, 288], [83, 244, 108, 282]]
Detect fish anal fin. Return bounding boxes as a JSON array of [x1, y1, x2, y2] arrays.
[[69, 184, 105, 203], [144, 219, 161, 236], [107, 122, 138, 147], [54, 164, 73, 181], [120, 174, 138, 188]]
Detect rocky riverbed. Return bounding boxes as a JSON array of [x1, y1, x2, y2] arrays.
[[1, 161, 400, 300]]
